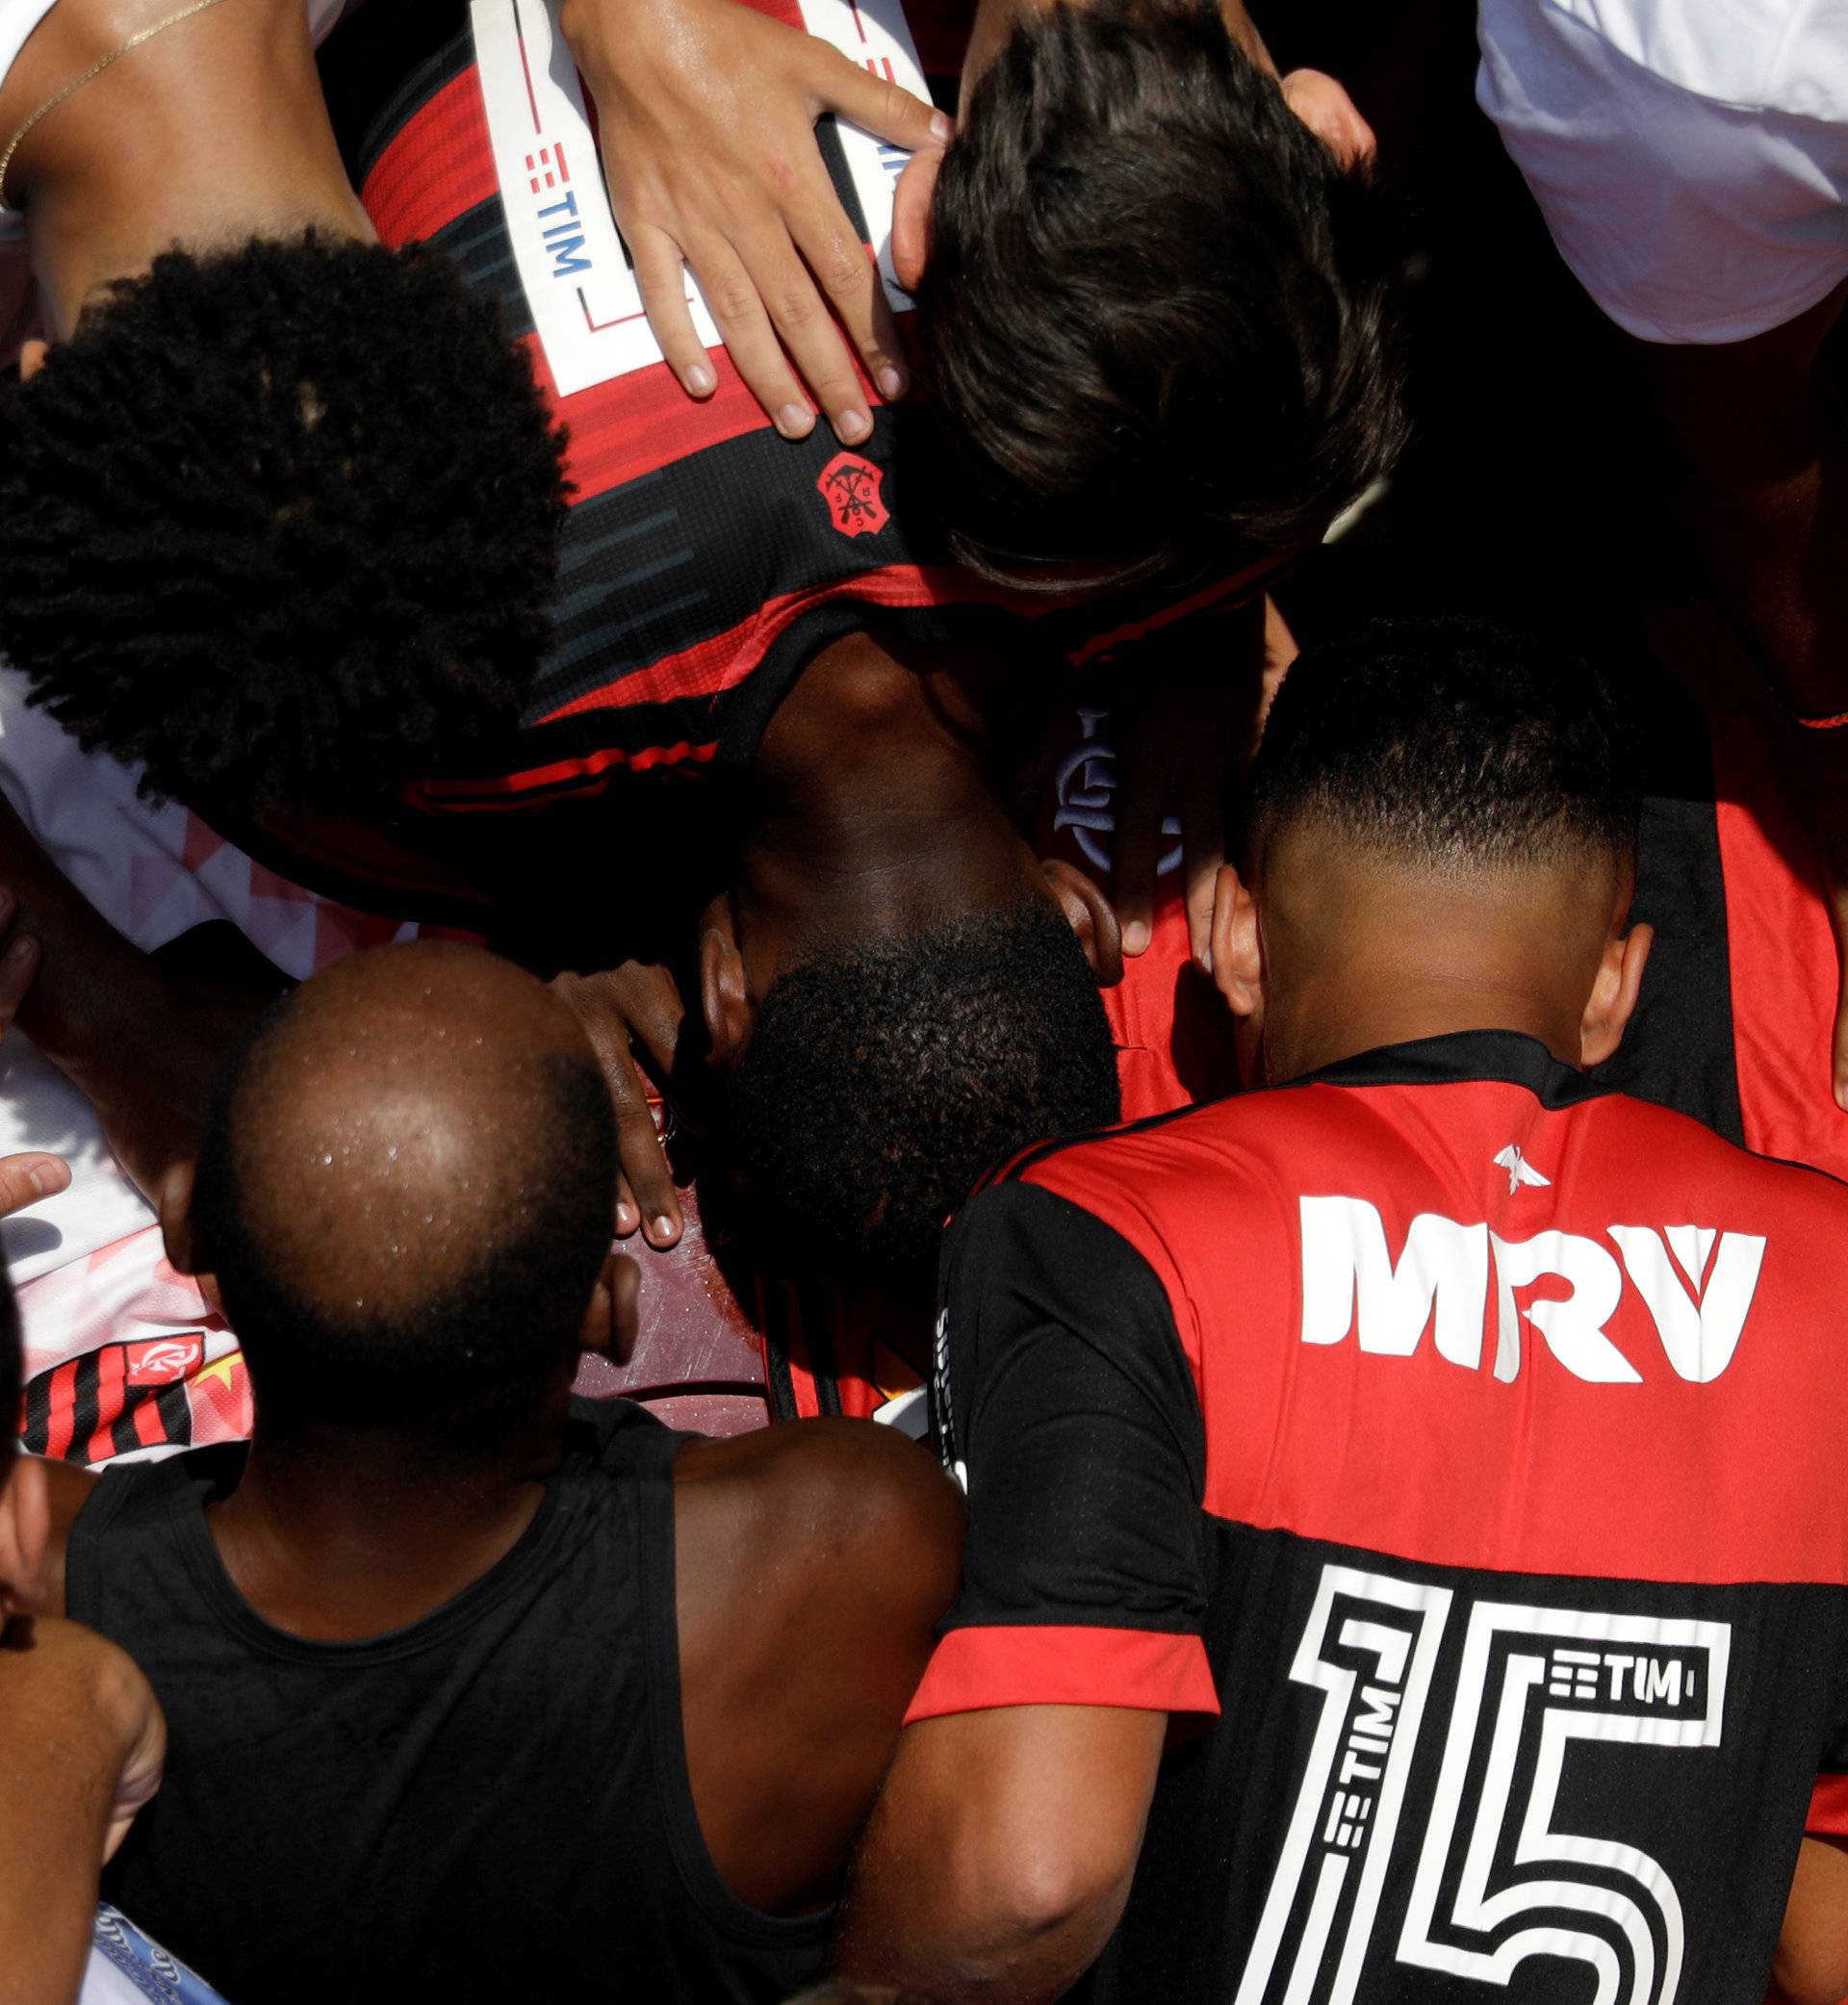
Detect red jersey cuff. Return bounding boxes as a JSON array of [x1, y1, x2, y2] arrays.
[[1808, 1773, 1848, 1837], [905, 1624, 1220, 1726]]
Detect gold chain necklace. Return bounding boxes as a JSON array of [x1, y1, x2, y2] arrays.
[[0, 0, 235, 207]]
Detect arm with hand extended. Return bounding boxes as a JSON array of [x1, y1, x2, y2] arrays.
[[831, 1703, 1164, 2003], [0, 1616, 165, 2005], [0, 792, 263, 1202]]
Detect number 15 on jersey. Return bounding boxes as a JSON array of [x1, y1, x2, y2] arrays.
[[1235, 1564, 1730, 2005]]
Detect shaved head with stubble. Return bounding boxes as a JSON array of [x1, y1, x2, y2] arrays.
[[186, 941, 619, 1452]]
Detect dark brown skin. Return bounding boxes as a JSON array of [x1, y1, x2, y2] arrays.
[[832, 830, 1656, 2004], [556, 628, 1126, 1254], [0, 1610, 167, 2005], [1772, 1834, 1848, 2004], [39, 940, 964, 1918]]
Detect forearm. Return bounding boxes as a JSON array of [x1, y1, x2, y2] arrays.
[[0, 790, 162, 1075], [834, 1867, 1131, 2005], [1635, 296, 1848, 716], [1685, 449, 1846, 716], [0, 1644, 115, 2005], [832, 1709, 1160, 2004]]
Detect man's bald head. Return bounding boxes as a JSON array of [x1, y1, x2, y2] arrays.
[[193, 942, 617, 1446]]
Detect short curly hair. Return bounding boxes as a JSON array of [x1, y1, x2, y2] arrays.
[[917, 0, 1404, 587], [726, 899, 1121, 1287], [0, 231, 569, 817]]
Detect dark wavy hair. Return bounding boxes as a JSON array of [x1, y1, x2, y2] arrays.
[[917, 0, 1405, 587], [726, 899, 1121, 1287], [0, 231, 569, 817], [1247, 615, 1641, 867]]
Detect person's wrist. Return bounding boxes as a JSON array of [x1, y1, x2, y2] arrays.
[[19, 943, 172, 1089]]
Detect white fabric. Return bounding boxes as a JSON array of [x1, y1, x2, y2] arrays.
[[0, 0, 366, 361], [0, 664, 426, 1296], [1541, 0, 1848, 123], [0, 678, 232, 1285], [1476, 0, 1848, 343]]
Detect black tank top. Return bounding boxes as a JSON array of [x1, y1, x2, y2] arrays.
[[65, 1398, 830, 2004]]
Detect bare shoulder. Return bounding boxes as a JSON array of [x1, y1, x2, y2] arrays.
[[675, 1418, 963, 1612]]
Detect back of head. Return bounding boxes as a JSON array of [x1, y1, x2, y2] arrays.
[[917, 0, 1404, 586], [1245, 614, 1640, 871], [0, 232, 568, 818], [192, 943, 616, 1451], [727, 899, 1121, 1286]]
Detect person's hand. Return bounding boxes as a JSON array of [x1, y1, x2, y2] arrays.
[[890, 131, 951, 295], [552, 963, 688, 1247], [1279, 69, 1377, 170], [560, 0, 950, 443], [0, 1617, 165, 1864], [1111, 598, 1296, 973], [0, 890, 70, 1217]]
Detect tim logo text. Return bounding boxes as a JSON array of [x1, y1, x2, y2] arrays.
[[1238, 1566, 1730, 2005]]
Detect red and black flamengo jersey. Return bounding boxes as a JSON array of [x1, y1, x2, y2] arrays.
[[918, 1029, 1848, 2004], [270, 0, 1284, 923]]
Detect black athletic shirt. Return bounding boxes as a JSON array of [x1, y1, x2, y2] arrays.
[[919, 1030, 1848, 2003], [253, 0, 1283, 923], [65, 1397, 829, 2005]]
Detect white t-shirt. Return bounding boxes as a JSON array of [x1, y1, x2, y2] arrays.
[[1476, 0, 1848, 343], [0, 0, 363, 360], [0, 661, 432, 1268]]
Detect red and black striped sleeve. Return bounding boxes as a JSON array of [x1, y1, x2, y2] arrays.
[[910, 1178, 1219, 1725]]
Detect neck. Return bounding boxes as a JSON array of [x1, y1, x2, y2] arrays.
[[208, 1414, 562, 1643], [1253, 862, 1608, 1085], [742, 632, 1034, 942], [1265, 960, 1586, 1085], [5, 0, 372, 338]]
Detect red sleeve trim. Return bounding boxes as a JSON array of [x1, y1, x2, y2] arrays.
[[905, 1624, 1220, 1726], [1808, 1773, 1848, 1837]]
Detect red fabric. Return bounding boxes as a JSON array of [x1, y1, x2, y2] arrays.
[[363, 72, 500, 247], [1105, 896, 1242, 1122], [1808, 1774, 1848, 1838], [530, 567, 1022, 725], [1710, 710, 1848, 1182], [1025, 1072, 1848, 1587], [905, 1623, 1221, 1724], [410, 738, 720, 808]]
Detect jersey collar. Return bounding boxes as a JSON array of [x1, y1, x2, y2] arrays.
[[1297, 1028, 1611, 1109]]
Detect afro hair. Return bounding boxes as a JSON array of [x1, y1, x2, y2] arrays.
[[0, 230, 570, 817], [726, 898, 1121, 1288]]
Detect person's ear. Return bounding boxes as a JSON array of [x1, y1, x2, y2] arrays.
[[157, 1160, 200, 1276], [155, 1160, 223, 1316], [578, 1250, 640, 1366], [1209, 863, 1264, 1021], [698, 901, 754, 1071], [0, 1453, 49, 1620], [17, 339, 48, 382], [1579, 922, 1653, 1068], [1041, 859, 1123, 988]]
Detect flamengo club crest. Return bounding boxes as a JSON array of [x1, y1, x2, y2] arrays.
[[817, 451, 889, 537]]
